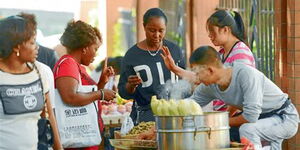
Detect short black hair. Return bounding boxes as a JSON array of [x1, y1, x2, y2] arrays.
[[0, 13, 37, 58], [60, 20, 101, 53], [189, 46, 222, 67], [143, 8, 168, 26]]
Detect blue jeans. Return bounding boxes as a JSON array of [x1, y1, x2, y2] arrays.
[[239, 103, 299, 150]]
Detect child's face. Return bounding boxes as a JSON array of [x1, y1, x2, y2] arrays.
[[207, 25, 228, 47], [191, 64, 218, 86]]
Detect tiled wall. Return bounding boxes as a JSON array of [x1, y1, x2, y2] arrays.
[[275, 0, 300, 149]]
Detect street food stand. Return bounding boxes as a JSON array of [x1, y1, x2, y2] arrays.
[[107, 97, 253, 150]]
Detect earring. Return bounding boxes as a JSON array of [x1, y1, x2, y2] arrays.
[[16, 51, 20, 57]]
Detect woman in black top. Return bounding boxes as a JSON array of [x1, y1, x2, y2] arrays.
[[118, 8, 185, 123]]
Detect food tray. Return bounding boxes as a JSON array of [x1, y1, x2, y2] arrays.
[[102, 112, 130, 125], [109, 139, 157, 149]]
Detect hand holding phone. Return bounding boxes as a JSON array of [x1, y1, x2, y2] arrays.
[[127, 75, 142, 88]]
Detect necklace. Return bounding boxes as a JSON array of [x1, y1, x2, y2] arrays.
[[146, 42, 162, 57], [147, 49, 160, 56]]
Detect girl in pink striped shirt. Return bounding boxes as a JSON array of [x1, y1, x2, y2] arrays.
[[207, 10, 256, 111]]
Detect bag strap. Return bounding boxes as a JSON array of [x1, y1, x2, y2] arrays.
[[36, 62, 64, 149], [54, 57, 83, 86], [54, 57, 69, 77], [32, 62, 48, 118]]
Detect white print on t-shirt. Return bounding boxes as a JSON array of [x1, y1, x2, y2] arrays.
[[6, 83, 42, 96], [133, 62, 176, 88], [0, 79, 44, 114], [156, 62, 165, 85], [134, 65, 152, 88], [23, 95, 38, 110]]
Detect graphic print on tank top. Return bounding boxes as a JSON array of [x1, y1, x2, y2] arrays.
[[0, 79, 44, 115]]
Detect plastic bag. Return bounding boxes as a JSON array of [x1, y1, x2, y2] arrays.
[[120, 116, 134, 136]]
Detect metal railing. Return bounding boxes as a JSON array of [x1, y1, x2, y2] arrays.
[[218, 0, 274, 80]]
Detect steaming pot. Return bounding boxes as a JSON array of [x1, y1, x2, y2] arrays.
[[155, 112, 230, 150]]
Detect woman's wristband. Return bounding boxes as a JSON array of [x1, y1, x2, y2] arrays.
[[100, 89, 104, 100]]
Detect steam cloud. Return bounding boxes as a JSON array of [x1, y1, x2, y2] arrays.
[[158, 79, 193, 100]]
